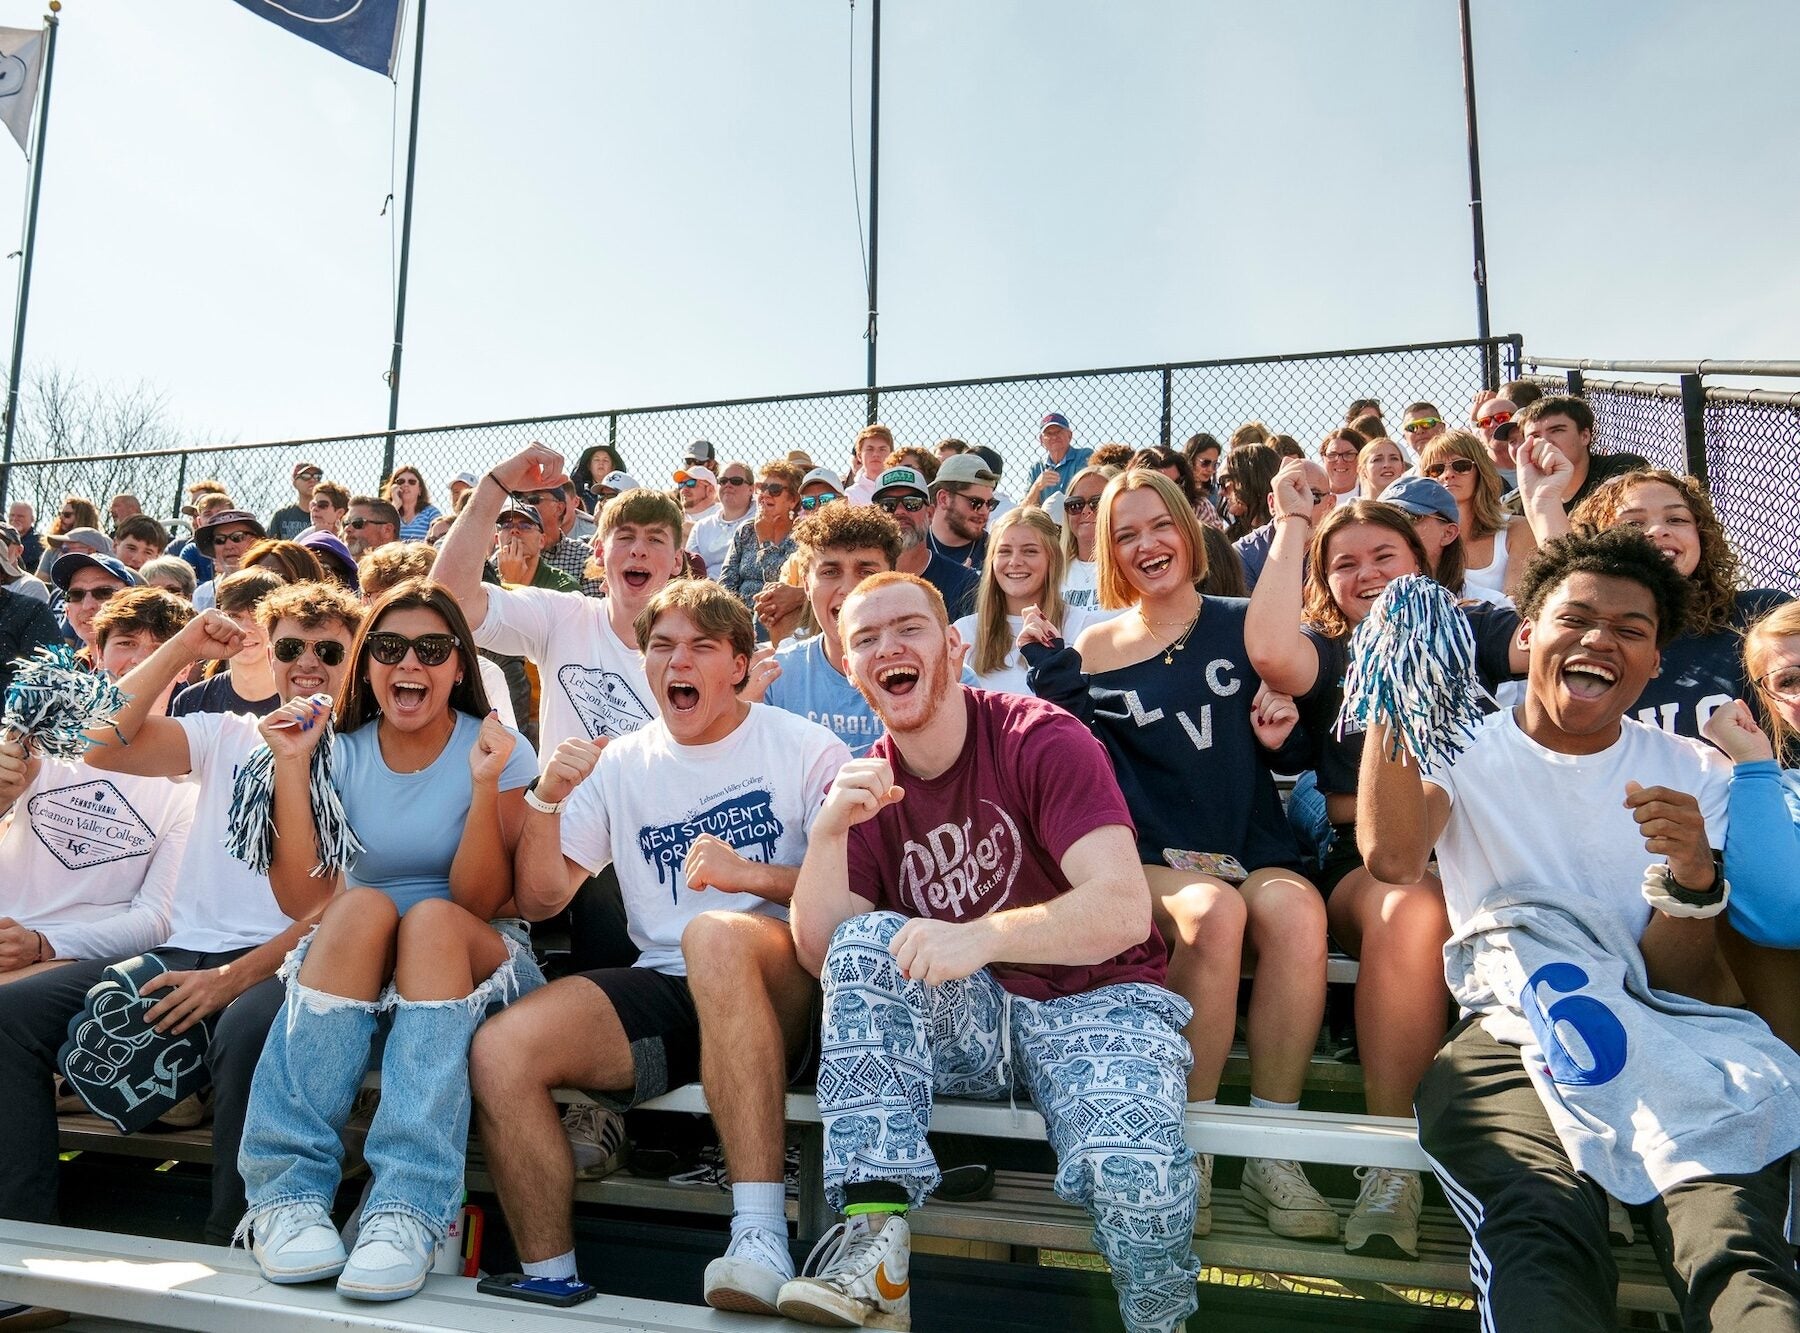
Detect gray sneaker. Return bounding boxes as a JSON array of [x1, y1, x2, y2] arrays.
[[247, 1200, 347, 1284], [1241, 1157, 1340, 1241], [1344, 1166, 1421, 1259], [337, 1210, 436, 1302]]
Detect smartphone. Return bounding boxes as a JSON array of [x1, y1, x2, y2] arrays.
[[1162, 848, 1250, 883], [476, 1273, 598, 1307]]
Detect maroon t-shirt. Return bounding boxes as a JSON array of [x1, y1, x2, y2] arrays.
[[846, 688, 1167, 1000]]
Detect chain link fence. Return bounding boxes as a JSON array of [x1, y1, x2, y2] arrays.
[[0, 337, 1520, 535], [1527, 366, 1800, 592]]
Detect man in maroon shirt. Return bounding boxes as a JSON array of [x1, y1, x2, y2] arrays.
[[780, 572, 1198, 1333]]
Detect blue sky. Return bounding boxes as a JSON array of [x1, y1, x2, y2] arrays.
[[0, 0, 1793, 445]]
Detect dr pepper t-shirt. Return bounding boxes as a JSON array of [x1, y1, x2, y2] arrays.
[[846, 688, 1165, 999]]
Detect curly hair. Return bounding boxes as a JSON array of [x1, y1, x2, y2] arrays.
[[883, 447, 938, 484], [92, 587, 194, 650], [1302, 501, 1436, 640], [793, 502, 903, 569], [255, 579, 365, 637], [1569, 469, 1738, 635], [1515, 528, 1691, 648], [357, 540, 437, 600]]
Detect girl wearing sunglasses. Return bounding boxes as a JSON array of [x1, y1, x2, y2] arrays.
[[1055, 463, 1119, 611], [720, 461, 804, 638], [238, 577, 538, 1301], [1417, 430, 1536, 600]]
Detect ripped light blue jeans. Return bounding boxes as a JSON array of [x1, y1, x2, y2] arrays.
[[237, 916, 543, 1239]]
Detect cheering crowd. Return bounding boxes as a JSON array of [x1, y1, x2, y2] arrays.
[[1, 387, 1800, 1333]]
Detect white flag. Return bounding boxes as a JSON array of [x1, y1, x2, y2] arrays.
[[0, 26, 42, 155]]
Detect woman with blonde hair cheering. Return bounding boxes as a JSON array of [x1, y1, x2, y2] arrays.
[[952, 505, 1095, 696]]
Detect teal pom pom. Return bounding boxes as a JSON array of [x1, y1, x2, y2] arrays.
[[2, 645, 126, 760], [1337, 575, 1493, 775]]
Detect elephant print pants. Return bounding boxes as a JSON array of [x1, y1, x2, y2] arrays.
[[816, 911, 1200, 1333]]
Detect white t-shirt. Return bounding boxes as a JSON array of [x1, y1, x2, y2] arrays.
[[1425, 710, 1730, 941], [1060, 558, 1101, 611], [166, 712, 298, 953], [0, 757, 195, 961], [559, 704, 849, 975], [476, 657, 518, 730], [952, 607, 1102, 698], [845, 475, 881, 505], [475, 583, 658, 749], [686, 509, 753, 578]]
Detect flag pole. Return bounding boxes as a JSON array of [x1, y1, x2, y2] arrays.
[[382, 0, 425, 481], [0, 2, 59, 508]]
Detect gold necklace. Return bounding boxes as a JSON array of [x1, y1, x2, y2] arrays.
[[1139, 604, 1201, 666]]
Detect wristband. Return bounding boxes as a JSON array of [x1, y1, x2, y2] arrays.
[[523, 779, 566, 815], [1641, 863, 1730, 919]]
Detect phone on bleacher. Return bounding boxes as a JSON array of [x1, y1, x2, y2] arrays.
[[476, 1273, 598, 1307]]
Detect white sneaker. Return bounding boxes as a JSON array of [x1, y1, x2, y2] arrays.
[[1241, 1157, 1339, 1240], [1193, 1153, 1213, 1238], [704, 1225, 794, 1315], [1344, 1166, 1421, 1259], [337, 1210, 436, 1301], [247, 1200, 347, 1284], [777, 1213, 911, 1330], [563, 1101, 628, 1179]]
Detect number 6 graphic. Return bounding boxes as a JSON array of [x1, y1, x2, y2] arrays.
[[1523, 962, 1628, 1087]]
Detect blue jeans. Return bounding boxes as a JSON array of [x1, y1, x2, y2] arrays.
[[237, 916, 543, 1239], [816, 911, 1200, 1333]]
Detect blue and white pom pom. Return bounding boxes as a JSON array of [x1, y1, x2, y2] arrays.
[[2, 644, 126, 760], [224, 694, 364, 877], [1337, 574, 1493, 775]]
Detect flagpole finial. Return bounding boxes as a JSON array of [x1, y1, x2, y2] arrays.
[[46, 2, 59, 13]]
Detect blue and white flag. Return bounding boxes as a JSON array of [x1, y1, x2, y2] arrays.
[[0, 26, 43, 155], [230, 0, 407, 77]]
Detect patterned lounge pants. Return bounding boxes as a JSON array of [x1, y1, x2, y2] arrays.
[[816, 911, 1200, 1333]]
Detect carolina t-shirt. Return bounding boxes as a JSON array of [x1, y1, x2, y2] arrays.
[[475, 583, 659, 750], [1627, 588, 1791, 742], [847, 688, 1165, 1000], [1, 757, 195, 961], [167, 711, 296, 953], [765, 634, 882, 757], [1425, 709, 1729, 938], [334, 711, 537, 913], [559, 704, 849, 976]]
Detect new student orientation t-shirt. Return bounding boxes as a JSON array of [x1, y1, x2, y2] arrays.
[[334, 711, 538, 913], [0, 757, 195, 961], [167, 711, 295, 953], [475, 583, 659, 749], [847, 688, 1165, 1000], [1425, 709, 1729, 939], [559, 704, 849, 976]]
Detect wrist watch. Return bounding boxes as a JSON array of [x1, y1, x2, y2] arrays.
[[522, 778, 566, 815]]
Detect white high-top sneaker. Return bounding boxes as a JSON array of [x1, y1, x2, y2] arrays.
[[777, 1212, 911, 1330]]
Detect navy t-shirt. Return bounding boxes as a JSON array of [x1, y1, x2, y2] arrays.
[[1628, 588, 1791, 741], [169, 672, 280, 719], [1024, 596, 1300, 871], [922, 550, 979, 622]]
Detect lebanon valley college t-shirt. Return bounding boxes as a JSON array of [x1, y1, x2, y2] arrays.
[[847, 688, 1166, 999]]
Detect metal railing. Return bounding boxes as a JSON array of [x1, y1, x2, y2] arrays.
[[0, 336, 1522, 524], [1526, 355, 1800, 592]]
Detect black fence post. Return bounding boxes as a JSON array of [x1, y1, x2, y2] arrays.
[[1565, 369, 1585, 399], [1159, 367, 1173, 447], [1502, 336, 1522, 385], [171, 450, 189, 525], [1679, 373, 1709, 491], [607, 411, 618, 460]]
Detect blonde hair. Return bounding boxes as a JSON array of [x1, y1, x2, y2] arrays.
[[1356, 437, 1406, 499], [1094, 470, 1207, 610], [971, 507, 1066, 676], [1419, 429, 1507, 539], [1744, 601, 1800, 759], [1058, 464, 1120, 565]]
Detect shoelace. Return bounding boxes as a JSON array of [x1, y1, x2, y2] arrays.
[[564, 1103, 625, 1154], [1259, 1159, 1323, 1206], [797, 1219, 882, 1285], [1355, 1166, 1411, 1212], [356, 1211, 429, 1256], [728, 1225, 791, 1267]]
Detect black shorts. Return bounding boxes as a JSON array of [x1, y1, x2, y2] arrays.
[[1317, 821, 1366, 901], [576, 966, 700, 1111]]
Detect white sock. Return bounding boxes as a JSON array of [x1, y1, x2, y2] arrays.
[[730, 1181, 788, 1240], [1186, 1098, 1217, 1111], [522, 1251, 577, 1281], [1249, 1094, 1300, 1111]]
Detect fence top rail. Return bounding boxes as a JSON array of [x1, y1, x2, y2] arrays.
[[1529, 355, 1800, 379], [0, 334, 1523, 471], [1534, 374, 1800, 411]]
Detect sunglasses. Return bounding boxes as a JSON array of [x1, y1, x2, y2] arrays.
[[759, 483, 790, 497], [675, 477, 704, 489], [273, 637, 348, 666], [309, 498, 337, 509], [345, 517, 391, 530], [1062, 496, 1102, 514], [800, 494, 841, 512], [211, 530, 257, 546], [1478, 410, 1514, 427], [295, 469, 323, 481], [514, 491, 562, 507], [954, 494, 1001, 512], [64, 586, 119, 605], [875, 496, 929, 514], [1758, 667, 1800, 703], [718, 476, 750, 488], [1424, 458, 1477, 478], [1404, 417, 1444, 432], [366, 631, 460, 667], [497, 518, 540, 533]]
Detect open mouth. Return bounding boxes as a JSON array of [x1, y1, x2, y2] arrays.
[[1560, 659, 1618, 701], [876, 665, 921, 697], [1138, 554, 1173, 578], [665, 681, 701, 713], [288, 671, 328, 693], [1653, 543, 1683, 564], [389, 681, 429, 716], [619, 567, 651, 591]]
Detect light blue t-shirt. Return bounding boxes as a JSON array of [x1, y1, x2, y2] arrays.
[[763, 634, 976, 758], [334, 711, 537, 912]]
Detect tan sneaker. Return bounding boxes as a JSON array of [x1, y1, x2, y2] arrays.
[[1241, 1157, 1339, 1240], [1193, 1153, 1213, 1238], [1344, 1166, 1421, 1259], [777, 1213, 911, 1330]]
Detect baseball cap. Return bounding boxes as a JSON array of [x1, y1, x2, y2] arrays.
[[449, 471, 479, 490], [931, 455, 998, 491], [1382, 475, 1460, 524], [296, 530, 359, 589], [800, 467, 842, 493], [599, 471, 641, 495], [292, 460, 322, 479], [872, 466, 929, 499], [674, 466, 717, 487], [1040, 412, 1072, 432], [45, 526, 114, 555], [970, 445, 1004, 477], [195, 509, 267, 556], [683, 440, 716, 463], [51, 551, 140, 593], [497, 499, 544, 530]]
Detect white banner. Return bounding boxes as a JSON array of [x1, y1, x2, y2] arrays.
[[0, 25, 43, 155]]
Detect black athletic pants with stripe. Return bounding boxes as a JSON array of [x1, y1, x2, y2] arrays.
[[1417, 1017, 1800, 1333]]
